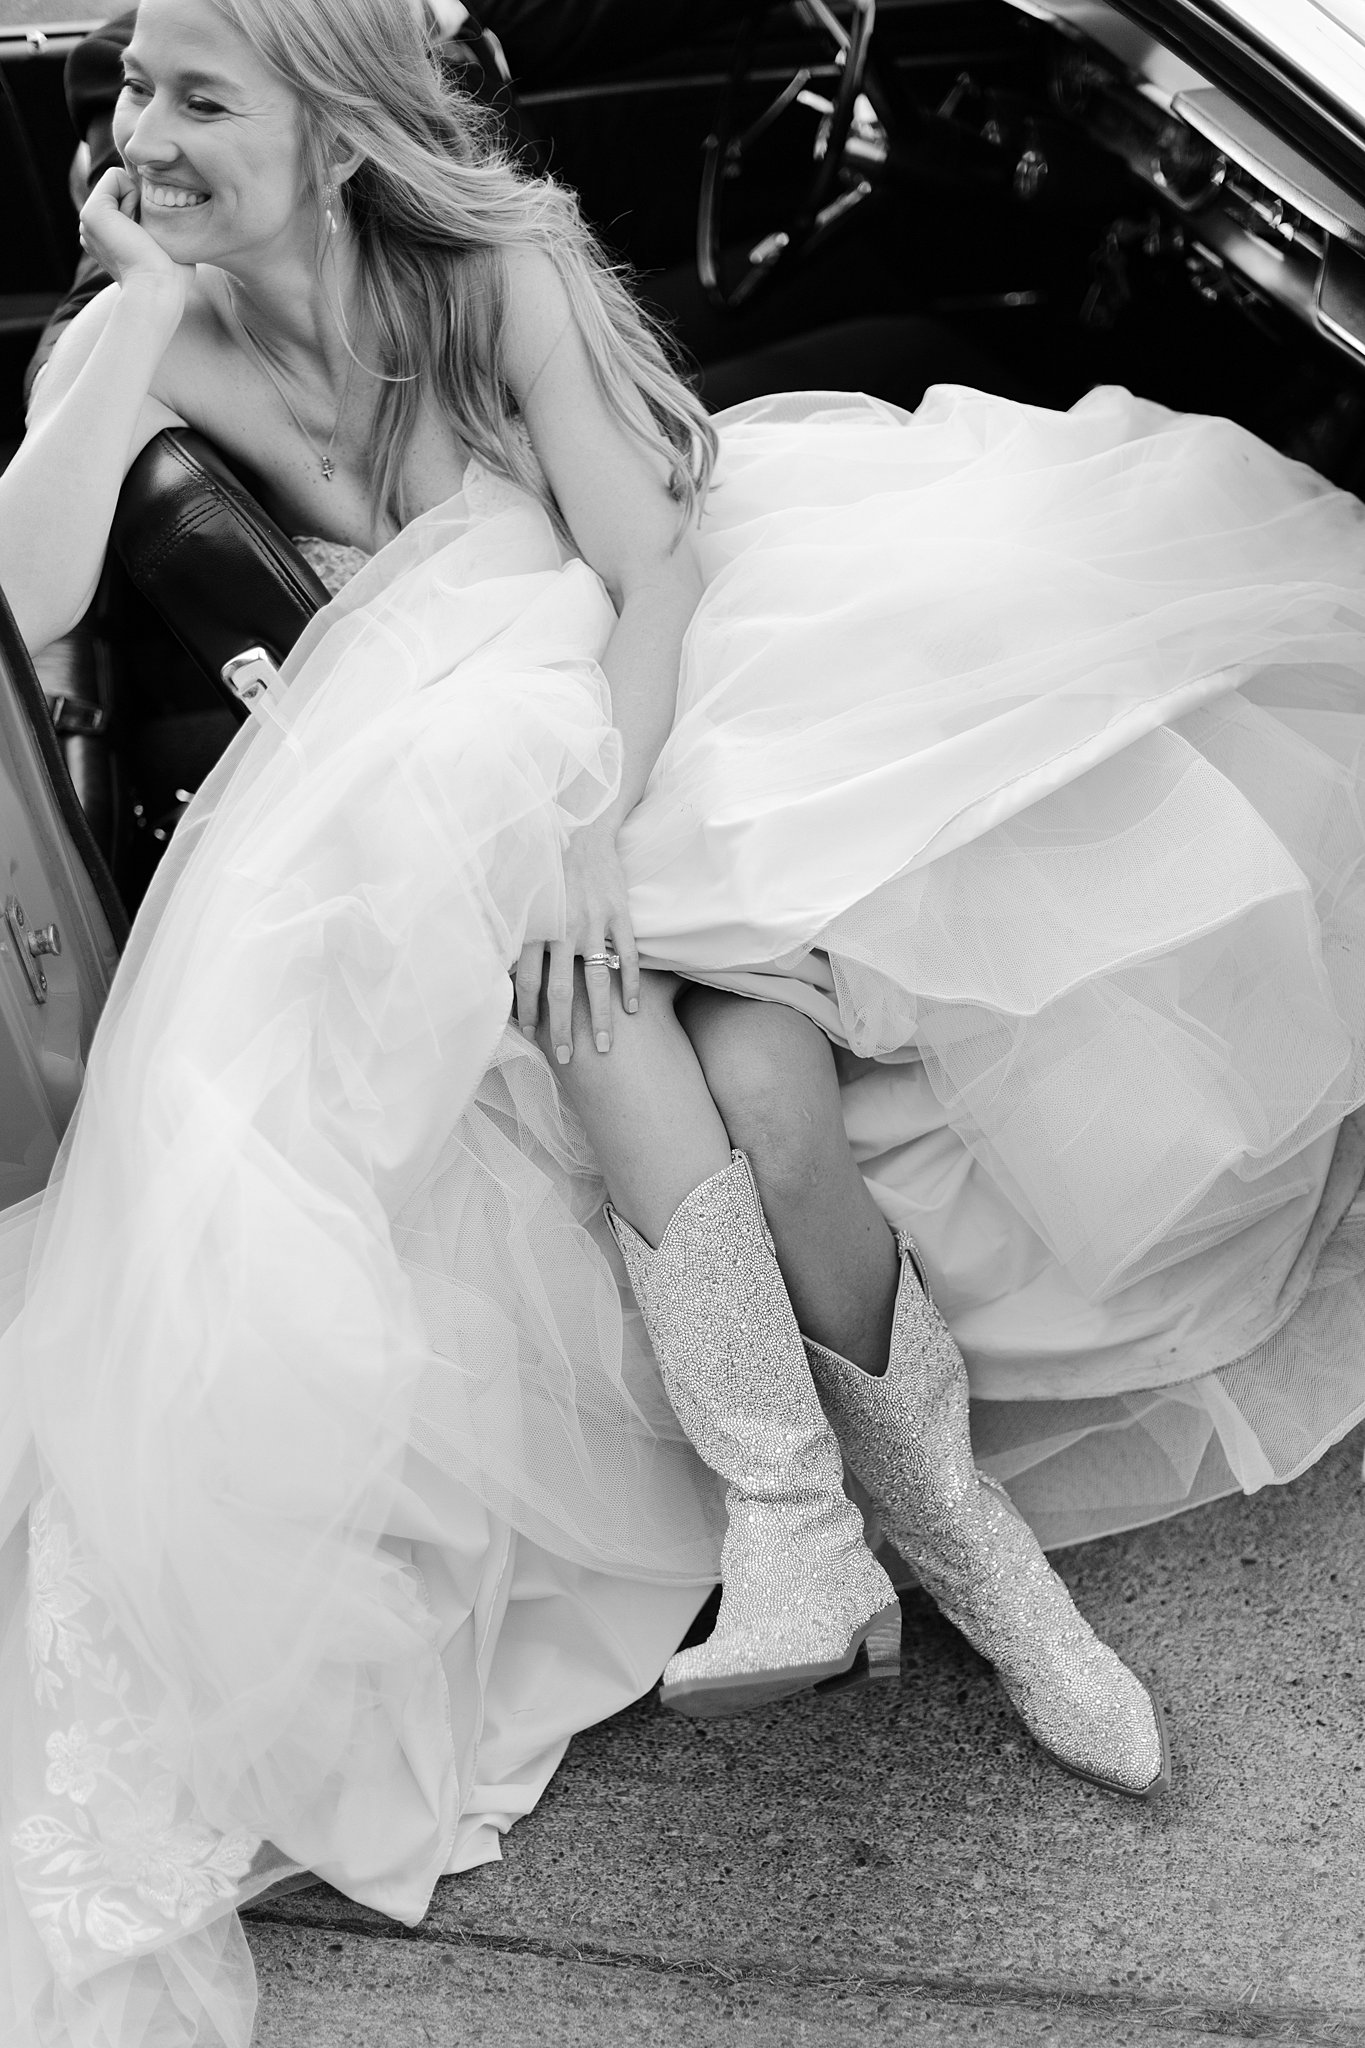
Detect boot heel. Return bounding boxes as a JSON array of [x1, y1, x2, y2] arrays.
[[814, 1598, 903, 1699], [862, 1597, 903, 1680]]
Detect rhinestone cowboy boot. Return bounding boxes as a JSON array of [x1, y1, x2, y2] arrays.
[[606, 1151, 902, 1718], [804, 1234, 1169, 1797]]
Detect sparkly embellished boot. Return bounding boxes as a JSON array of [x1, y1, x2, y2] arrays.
[[606, 1152, 901, 1718], [805, 1235, 1170, 1797]]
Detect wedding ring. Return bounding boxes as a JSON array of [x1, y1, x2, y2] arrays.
[[583, 949, 621, 972]]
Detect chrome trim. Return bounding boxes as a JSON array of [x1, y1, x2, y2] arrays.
[[3, 897, 55, 1006], [221, 648, 279, 705], [0, 24, 101, 57], [518, 67, 839, 108], [1174, 86, 1365, 245], [1315, 239, 1365, 359]]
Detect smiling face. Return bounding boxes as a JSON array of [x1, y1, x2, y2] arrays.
[[114, 0, 316, 270]]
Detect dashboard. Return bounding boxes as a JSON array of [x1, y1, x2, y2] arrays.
[[1004, 0, 1365, 372]]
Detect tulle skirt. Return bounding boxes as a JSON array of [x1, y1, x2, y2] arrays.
[[5, 384, 1365, 2043], [638, 386, 1365, 1543]]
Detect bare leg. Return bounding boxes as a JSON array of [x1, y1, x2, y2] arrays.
[[543, 968, 900, 1711], [677, 987, 899, 1375], [536, 969, 896, 1367], [534, 967, 732, 1246]]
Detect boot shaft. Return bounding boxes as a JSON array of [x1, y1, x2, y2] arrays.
[[607, 1152, 859, 1515]]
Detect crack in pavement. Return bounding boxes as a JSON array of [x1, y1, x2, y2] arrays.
[[244, 1906, 1365, 2044]]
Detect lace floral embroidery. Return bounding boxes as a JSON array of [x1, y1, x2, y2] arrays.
[[14, 1489, 260, 1972], [44, 1723, 110, 1804], [293, 533, 372, 599], [26, 1492, 93, 1709]]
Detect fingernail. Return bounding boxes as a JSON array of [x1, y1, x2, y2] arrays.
[[556, 1044, 571, 1065], [626, 999, 638, 1014], [595, 1031, 610, 1054], [521, 1025, 536, 1040]]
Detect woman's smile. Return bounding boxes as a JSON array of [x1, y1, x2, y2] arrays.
[[139, 177, 210, 211]]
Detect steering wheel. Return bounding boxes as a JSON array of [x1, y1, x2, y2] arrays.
[[697, 0, 880, 312]]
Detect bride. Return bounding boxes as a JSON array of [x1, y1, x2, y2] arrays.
[[5, 0, 1365, 2038]]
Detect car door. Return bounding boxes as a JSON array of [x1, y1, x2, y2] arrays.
[[0, 583, 123, 1202]]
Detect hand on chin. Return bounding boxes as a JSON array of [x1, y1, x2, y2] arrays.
[[81, 165, 199, 311]]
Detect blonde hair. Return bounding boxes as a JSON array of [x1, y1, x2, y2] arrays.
[[209, 0, 716, 536]]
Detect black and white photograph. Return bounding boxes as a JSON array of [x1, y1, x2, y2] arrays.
[[0, 0, 1362, 2042]]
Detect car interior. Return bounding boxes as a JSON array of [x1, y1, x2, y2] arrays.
[[3, 0, 1365, 927]]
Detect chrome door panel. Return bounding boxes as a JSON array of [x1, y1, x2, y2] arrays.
[[0, 586, 120, 1201]]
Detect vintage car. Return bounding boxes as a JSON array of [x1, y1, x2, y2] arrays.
[[1, 0, 1364, 1201]]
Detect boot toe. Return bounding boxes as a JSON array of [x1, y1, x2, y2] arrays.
[[1006, 1647, 1169, 1797]]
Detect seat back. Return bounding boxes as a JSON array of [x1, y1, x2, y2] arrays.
[[111, 429, 329, 720]]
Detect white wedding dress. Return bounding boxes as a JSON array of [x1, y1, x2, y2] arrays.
[[5, 384, 1365, 2045]]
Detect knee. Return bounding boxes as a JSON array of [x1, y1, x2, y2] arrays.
[[679, 989, 835, 1194], [531, 964, 679, 1094]]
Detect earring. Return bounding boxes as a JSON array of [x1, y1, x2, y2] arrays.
[[322, 182, 338, 237]]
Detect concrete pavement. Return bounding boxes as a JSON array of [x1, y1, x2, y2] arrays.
[[246, 1427, 1365, 2046]]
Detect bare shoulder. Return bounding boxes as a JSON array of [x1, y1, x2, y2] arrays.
[[498, 243, 576, 398]]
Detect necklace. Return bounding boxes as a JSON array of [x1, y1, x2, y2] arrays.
[[228, 291, 358, 484]]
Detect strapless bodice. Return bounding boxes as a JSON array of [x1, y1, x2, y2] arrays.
[[293, 439, 544, 599], [293, 533, 372, 597]]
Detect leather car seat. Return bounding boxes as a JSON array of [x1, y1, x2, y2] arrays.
[[111, 430, 329, 718]]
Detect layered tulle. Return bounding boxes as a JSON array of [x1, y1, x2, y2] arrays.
[[0, 478, 720, 2047], [626, 386, 1365, 1542], [7, 385, 1365, 2044]]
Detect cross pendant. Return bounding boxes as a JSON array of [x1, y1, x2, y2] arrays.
[[321, 456, 335, 482]]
